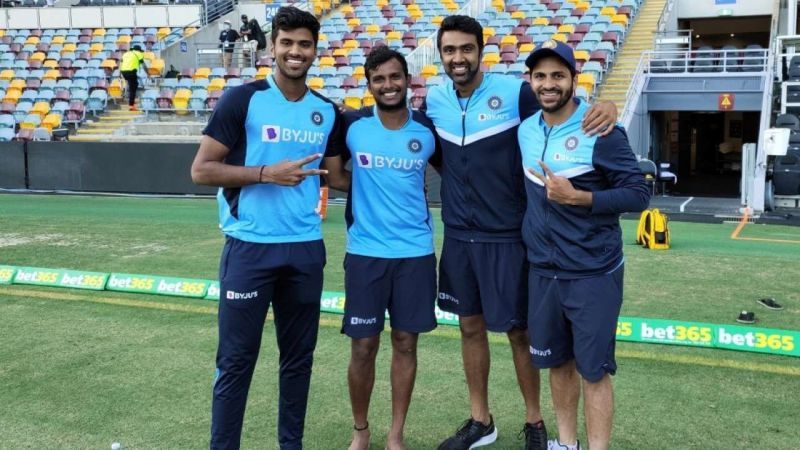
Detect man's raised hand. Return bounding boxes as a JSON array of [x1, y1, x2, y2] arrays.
[[260, 153, 329, 186]]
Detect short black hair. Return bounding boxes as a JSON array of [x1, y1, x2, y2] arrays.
[[437, 15, 484, 53], [132, 44, 142, 52], [364, 46, 409, 80], [271, 6, 320, 45]]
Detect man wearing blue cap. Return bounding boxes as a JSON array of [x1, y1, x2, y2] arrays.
[[518, 40, 650, 450]]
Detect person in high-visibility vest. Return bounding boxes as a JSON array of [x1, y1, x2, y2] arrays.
[[120, 45, 148, 112]]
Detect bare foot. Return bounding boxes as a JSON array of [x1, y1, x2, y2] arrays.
[[385, 436, 405, 450], [348, 428, 370, 450]]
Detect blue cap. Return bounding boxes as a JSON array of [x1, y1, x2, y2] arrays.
[[525, 39, 577, 75]]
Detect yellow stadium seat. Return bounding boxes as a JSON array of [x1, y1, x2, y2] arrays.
[[577, 73, 595, 91], [117, 35, 131, 45], [409, 9, 423, 19], [92, 28, 106, 37], [366, 24, 380, 34], [353, 65, 365, 80], [184, 27, 197, 37], [208, 78, 226, 93], [9, 79, 26, 90], [483, 27, 496, 39], [157, 27, 171, 41], [612, 14, 629, 26], [500, 35, 518, 46], [511, 11, 525, 20], [482, 53, 500, 67], [519, 43, 534, 54], [255, 67, 271, 79], [347, 18, 361, 28], [600, 6, 616, 16], [148, 59, 165, 76], [343, 39, 358, 50], [573, 50, 590, 62], [551, 33, 568, 43], [61, 43, 77, 54], [319, 56, 335, 68], [421, 64, 438, 79], [318, 32, 328, 42], [0, 70, 13, 81], [109, 78, 123, 100], [344, 95, 362, 110], [558, 24, 575, 34], [25, 36, 40, 45], [29, 52, 46, 62], [193, 67, 211, 80], [31, 101, 51, 118], [376, 0, 387, 7], [173, 88, 191, 114], [20, 117, 39, 130], [101, 59, 117, 71], [443, 1, 458, 11], [308, 77, 325, 90], [43, 60, 58, 69], [51, 36, 65, 45], [576, 1, 590, 9], [533, 17, 549, 26], [340, 4, 353, 13], [406, 4, 420, 12], [362, 91, 375, 107], [333, 48, 350, 58], [386, 31, 402, 40], [89, 43, 104, 54], [43, 69, 60, 80], [491, 0, 504, 12], [3, 90, 20, 105], [143, 51, 156, 63], [0, 30, 4, 38], [41, 113, 62, 131]]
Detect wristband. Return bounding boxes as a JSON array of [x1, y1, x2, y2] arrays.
[[259, 165, 266, 183]]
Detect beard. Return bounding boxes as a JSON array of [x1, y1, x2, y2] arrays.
[[537, 82, 574, 113], [374, 92, 408, 112], [446, 61, 480, 87]]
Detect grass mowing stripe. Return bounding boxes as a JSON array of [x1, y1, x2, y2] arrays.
[[4, 286, 797, 377]]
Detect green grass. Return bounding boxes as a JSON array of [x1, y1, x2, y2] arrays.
[[1, 194, 799, 449]]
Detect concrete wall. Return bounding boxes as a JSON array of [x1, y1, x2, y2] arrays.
[[0, 142, 27, 189]]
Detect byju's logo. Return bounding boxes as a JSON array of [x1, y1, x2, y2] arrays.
[[262, 125, 280, 142], [408, 138, 422, 153], [350, 316, 378, 325], [226, 290, 258, 300], [356, 152, 372, 168]]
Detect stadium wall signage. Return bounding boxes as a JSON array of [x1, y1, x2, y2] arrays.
[[1, 265, 796, 358]]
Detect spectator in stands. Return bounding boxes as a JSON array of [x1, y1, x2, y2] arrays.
[[120, 45, 148, 112], [249, 18, 268, 60], [192, 6, 340, 450], [219, 19, 239, 68], [239, 14, 251, 41]]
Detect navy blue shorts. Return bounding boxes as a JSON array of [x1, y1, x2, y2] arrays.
[[437, 237, 528, 332], [527, 265, 624, 383], [342, 253, 437, 338]]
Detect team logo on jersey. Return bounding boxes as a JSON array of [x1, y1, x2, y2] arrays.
[[408, 138, 422, 153], [487, 96, 502, 110], [542, 39, 558, 49], [262, 125, 280, 143], [565, 136, 579, 151], [311, 111, 324, 126], [356, 152, 373, 168]]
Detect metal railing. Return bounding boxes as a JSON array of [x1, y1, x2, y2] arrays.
[[619, 51, 649, 129], [406, 0, 492, 75], [644, 48, 769, 74], [655, 0, 676, 33], [193, 41, 257, 67]]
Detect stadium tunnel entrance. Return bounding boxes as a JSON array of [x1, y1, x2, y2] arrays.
[[650, 111, 761, 198]]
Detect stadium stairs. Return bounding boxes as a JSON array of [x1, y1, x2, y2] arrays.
[[597, 0, 665, 115], [69, 107, 142, 142]]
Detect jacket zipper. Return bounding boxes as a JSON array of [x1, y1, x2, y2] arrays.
[[460, 95, 473, 230], [541, 126, 556, 272]]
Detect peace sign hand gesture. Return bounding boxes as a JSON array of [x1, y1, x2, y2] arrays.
[[527, 160, 592, 207], [261, 153, 328, 186]]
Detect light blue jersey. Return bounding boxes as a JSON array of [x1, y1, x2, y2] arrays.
[[203, 76, 341, 243], [332, 106, 441, 258]]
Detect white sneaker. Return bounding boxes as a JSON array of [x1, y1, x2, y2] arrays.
[[548, 440, 581, 450]]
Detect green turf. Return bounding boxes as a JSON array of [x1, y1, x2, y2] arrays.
[[1, 194, 799, 449]]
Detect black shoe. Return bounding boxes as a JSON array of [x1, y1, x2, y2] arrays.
[[520, 420, 547, 450], [438, 416, 498, 450], [736, 310, 756, 324], [757, 298, 784, 310]]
